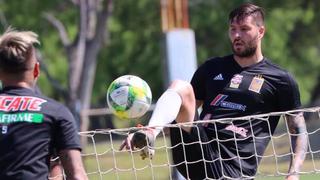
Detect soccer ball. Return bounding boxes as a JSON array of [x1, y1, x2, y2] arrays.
[[106, 75, 152, 119]]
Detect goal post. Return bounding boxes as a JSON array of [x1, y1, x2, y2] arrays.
[[51, 107, 320, 179]]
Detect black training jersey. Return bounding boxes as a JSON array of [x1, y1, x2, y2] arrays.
[[191, 55, 301, 175], [0, 86, 81, 180]]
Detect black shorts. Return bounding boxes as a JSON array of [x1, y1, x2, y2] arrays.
[[170, 124, 253, 180]]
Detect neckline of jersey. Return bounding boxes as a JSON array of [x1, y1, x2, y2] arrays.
[[1, 86, 34, 93], [231, 56, 267, 70]]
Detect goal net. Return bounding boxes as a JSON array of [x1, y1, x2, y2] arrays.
[[51, 107, 320, 180]]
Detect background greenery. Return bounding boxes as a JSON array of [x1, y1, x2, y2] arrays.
[[2, 0, 320, 179], [1, 0, 319, 105]]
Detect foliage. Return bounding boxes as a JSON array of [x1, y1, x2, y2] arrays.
[[1, 0, 320, 106], [93, 0, 163, 104], [0, 0, 74, 101]]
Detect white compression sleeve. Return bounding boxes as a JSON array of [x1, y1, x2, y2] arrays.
[[148, 89, 182, 136]]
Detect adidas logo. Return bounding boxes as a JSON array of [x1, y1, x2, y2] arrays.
[[213, 74, 224, 80]]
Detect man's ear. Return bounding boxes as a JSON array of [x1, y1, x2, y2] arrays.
[[33, 62, 40, 79], [259, 26, 265, 39]]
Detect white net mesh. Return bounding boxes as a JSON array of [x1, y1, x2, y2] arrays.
[[51, 107, 320, 180]]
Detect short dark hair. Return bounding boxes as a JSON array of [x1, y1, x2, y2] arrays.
[[0, 28, 39, 74], [229, 3, 265, 26]]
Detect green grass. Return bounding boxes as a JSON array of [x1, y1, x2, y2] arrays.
[[83, 135, 173, 180], [82, 136, 320, 180]]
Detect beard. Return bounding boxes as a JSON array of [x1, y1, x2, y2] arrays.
[[231, 36, 258, 58]]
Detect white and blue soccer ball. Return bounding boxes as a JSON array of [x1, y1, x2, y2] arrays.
[[106, 75, 152, 119]]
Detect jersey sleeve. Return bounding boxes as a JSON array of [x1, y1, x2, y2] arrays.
[[191, 62, 207, 100], [277, 72, 301, 111], [54, 105, 82, 152]]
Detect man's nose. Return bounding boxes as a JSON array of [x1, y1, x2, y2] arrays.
[[234, 31, 241, 38]]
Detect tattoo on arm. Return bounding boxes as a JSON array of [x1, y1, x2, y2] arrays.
[[286, 112, 308, 176]]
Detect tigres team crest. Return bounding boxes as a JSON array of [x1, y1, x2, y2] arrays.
[[249, 75, 264, 93]]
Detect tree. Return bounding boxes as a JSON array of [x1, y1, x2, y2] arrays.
[[0, 0, 162, 130], [1, 0, 320, 131], [43, 0, 113, 132]]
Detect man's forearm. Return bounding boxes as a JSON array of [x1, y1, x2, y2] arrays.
[[60, 149, 88, 180], [286, 113, 308, 177]]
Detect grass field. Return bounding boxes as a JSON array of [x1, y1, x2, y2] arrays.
[[82, 135, 320, 180]]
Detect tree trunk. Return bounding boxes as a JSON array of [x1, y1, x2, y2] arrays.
[[45, 0, 113, 135]]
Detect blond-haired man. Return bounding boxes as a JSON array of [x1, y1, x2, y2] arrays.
[[0, 28, 88, 180]]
